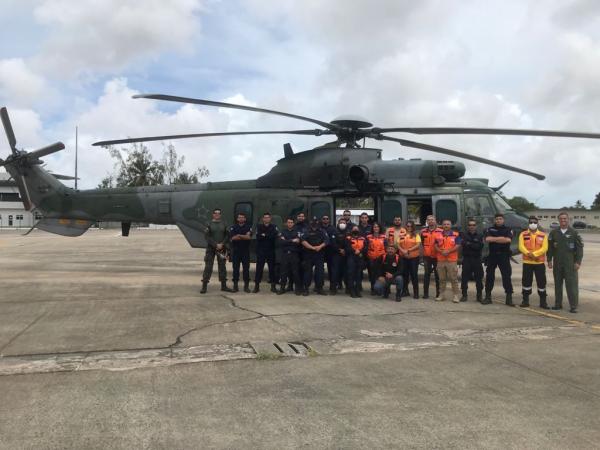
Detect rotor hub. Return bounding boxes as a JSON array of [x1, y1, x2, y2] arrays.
[[330, 115, 373, 130]]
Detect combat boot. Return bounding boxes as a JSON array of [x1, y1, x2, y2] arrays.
[[520, 292, 530, 308], [232, 281, 239, 293], [270, 283, 277, 293], [383, 286, 390, 299], [329, 284, 337, 295], [244, 281, 251, 293], [460, 290, 468, 302], [482, 292, 492, 305], [505, 293, 515, 307], [395, 290, 401, 302], [316, 288, 328, 296], [221, 281, 233, 293], [200, 281, 208, 294], [253, 283, 260, 293], [476, 291, 483, 303], [539, 291, 549, 309]]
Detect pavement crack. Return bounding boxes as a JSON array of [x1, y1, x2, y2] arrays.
[[0, 311, 47, 355], [168, 315, 263, 349], [476, 346, 600, 399]]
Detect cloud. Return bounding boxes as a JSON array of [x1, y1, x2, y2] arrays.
[[32, 0, 203, 75], [0, 58, 47, 107]]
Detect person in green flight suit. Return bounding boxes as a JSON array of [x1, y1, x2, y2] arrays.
[[547, 211, 584, 313], [200, 208, 234, 294]]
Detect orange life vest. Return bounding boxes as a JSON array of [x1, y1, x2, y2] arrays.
[[398, 233, 420, 259], [385, 226, 406, 244], [348, 235, 366, 254], [366, 234, 386, 260], [435, 231, 460, 262], [521, 230, 547, 263], [421, 227, 442, 258]]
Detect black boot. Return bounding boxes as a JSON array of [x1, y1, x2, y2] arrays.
[[329, 284, 337, 295], [270, 283, 277, 293], [302, 288, 309, 296], [200, 281, 208, 294], [520, 292, 530, 308], [476, 291, 483, 303], [253, 283, 260, 293], [232, 281, 239, 293], [383, 286, 390, 299], [460, 290, 468, 302], [505, 293, 515, 307], [539, 291, 549, 309], [277, 282, 286, 295], [316, 288, 328, 296], [395, 290, 401, 302], [350, 288, 357, 298], [482, 292, 492, 305], [244, 281, 251, 293], [221, 281, 233, 293]]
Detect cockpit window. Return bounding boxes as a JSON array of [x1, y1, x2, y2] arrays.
[[492, 193, 514, 213]]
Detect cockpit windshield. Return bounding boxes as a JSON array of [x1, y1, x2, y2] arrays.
[[492, 193, 514, 214]]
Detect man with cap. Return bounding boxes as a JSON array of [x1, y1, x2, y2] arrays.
[[301, 217, 329, 296], [201, 208, 233, 294], [483, 213, 514, 306]]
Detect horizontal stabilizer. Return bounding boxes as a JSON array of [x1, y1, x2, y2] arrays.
[[36, 218, 93, 237]]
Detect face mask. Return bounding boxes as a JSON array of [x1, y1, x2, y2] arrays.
[[338, 223, 347, 231], [529, 223, 538, 231]]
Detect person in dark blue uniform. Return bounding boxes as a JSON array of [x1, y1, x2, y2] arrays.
[[228, 212, 252, 293], [253, 212, 279, 293], [460, 219, 484, 302], [334, 218, 350, 293], [292, 212, 308, 292], [484, 213, 514, 306], [321, 214, 339, 294], [277, 217, 302, 295], [357, 212, 372, 237], [301, 217, 329, 296]]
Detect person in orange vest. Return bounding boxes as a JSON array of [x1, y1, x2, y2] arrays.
[[518, 216, 549, 309], [373, 245, 405, 301], [397, 220, 422, 299], [420, 215, 442, 299], [434, 219, 462, 302], [366, 223, 387, 295], [345, 225, 369, 298], [385, 215, 406, 246]]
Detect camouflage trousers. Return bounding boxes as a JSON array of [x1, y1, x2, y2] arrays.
[[202, 246, 227, 283]]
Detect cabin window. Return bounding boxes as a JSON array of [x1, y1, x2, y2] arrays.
[[8, 215, 13, 226], [436, 200, 458, 224], [311, 201, 331, 220], [464, 195, 494, 217], [234, 202, 253, 224], [381, 200, 403, 227]]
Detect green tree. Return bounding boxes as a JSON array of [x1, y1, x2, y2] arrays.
[[572, 200, 586, 210], [98, 142, 209, 188], [505, 196, 537, 214], [591, 193, 600, 210]]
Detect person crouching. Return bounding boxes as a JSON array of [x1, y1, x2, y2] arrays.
[[374, 245, 405, 301]]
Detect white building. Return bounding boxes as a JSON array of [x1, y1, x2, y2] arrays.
[[0, 172, 35, 229], [525, 209, 600, 229]]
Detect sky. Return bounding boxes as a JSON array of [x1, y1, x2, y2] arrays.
[[1, 0, 599, 208]]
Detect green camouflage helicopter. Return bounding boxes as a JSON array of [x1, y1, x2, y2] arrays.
[[2, 94, 600, 253]]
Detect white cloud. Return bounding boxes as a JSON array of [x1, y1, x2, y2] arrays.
[[0, 58, 46, 107], [32, 0, 203, 74]]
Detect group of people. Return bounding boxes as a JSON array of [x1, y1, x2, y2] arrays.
[[200, 208, 584, 313]]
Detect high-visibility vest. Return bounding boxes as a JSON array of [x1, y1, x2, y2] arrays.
[[520, 230, 547, 264], [385, 226, 406, 245], [366, 234, 386, 260], [421, 227, 442, 258], [348, 235, 366, 253], [397, 233, 420, 259], [435, 231, 460, 262]]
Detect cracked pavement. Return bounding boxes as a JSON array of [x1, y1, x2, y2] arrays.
[[1, 229, 599, 449]]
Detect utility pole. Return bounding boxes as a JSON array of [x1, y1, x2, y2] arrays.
[[75, 126, 78, 190]]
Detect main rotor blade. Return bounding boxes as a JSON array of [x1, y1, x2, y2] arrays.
[[374, 127, 600, 139], [133, 94, 342, 132], [0, 107, 17, 152], [92, 129, 330, 146], [28, 142, 65, 159], [377, 135, 546, 181], [50, 173, 79, 180]]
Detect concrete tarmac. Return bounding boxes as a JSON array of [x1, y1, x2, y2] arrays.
[[0, 229, 599, 449]]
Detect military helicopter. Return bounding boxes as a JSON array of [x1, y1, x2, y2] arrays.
[[2, 95, 600, 253]]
